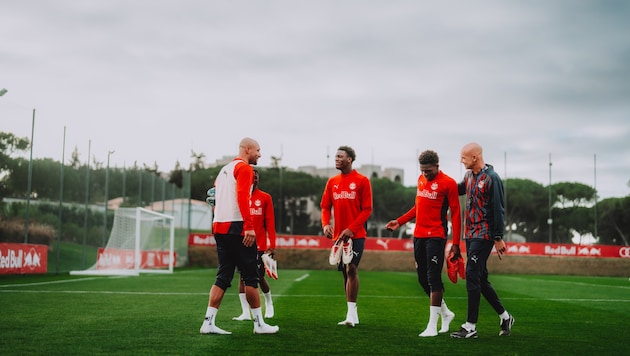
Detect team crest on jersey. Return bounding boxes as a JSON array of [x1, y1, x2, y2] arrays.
[[431, 182, 438, 190], [349, 182, 356, 190], [254, 199, 262, 207]]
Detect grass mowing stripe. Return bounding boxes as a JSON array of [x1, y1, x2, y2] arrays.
[[2, 269, 628, 355], [4, 290, 628, 303]]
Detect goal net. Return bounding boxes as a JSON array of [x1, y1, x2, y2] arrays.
[[70, 207, 175, 276]]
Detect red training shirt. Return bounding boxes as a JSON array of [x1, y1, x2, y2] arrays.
[[320, 169, 373, 241]]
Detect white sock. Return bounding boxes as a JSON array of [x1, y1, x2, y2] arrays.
[[205, 306, 218, 323], [251, 307, 264, 327], [238, 293, 249, 314], [428, 306, 440, 329], [463, 322, 476, 331], [263, 291, 273, 305], [499, 311, 510, 320], [440, 300, 453, 315]]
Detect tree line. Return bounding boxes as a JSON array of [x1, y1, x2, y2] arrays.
[[1, 131, 628, 246]]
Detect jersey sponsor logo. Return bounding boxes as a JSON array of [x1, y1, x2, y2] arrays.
[[431, 182, 438, 190], [417, 189, 438, 200], [250, 207, 263, 216], [333, 191, 356, 200], [349, 182, 356, 190], [254, 199, 262, 207]]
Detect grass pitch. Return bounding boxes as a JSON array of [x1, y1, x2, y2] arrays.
[[1, 268, 629, 355]]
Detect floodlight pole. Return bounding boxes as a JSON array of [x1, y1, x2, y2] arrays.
[[103, 150, 115, 246], [24, 109, 35, 243], [547, 153, 553, 243], [56, 126, 66, 274]]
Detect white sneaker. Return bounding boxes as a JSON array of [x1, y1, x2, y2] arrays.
[[265, 303, 275, 319], [337, 313, 359, 327], [439, 311, 455, 333], [200, 319, 232, 335], [419, 327, 438, 337], [254, 322, 279, 334], [232, 313, 251, 321], [337, 319, 356, 327], [341, 239, 353, 264], [329, 239, 342, 265]]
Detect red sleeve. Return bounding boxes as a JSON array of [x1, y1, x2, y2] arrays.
[[234, 162, 254, 231], [320, 178, 333, 227], [397, 206, 416, 226], [347, 176, 373, 235], [264, 193, 277, 249], [447, 178, 462, 245]]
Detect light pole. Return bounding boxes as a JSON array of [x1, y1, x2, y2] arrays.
[[547, 153, 553, 243], [25, 109, 35, 243], [103, 150, 115, 246]]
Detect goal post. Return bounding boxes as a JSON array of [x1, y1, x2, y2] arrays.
[[70, 207, 176, 276]]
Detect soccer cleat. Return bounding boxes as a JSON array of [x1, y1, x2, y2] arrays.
[[200, 319, 232, 335], [457, 255, 466, 280], [232, 313, 251, 321], [439, 311, 455, 333], [499, 314, 514, 336], [450, 327, 477, 339], [329, 239, 343, 265], [447, 254, 458, 283], [341, 239, 353, 264], [261, 253, 279, 280]]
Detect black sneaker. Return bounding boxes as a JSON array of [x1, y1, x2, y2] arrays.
[[499, 315, 514, 336], [450, 327, 478, 339]]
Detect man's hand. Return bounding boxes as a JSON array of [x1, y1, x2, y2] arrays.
[[243, 230, 256, 247], [385, 220, 399, 232], [448, 244, 461, 261], [323, 225, 333, 239], [494, 239, 506, 260], [338, 228, 354, 242]]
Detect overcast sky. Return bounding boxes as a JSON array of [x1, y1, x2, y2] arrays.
[[2, 1, 629, 199]]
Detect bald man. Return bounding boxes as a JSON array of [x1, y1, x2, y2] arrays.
[[451, 142, 514, 339], [199, 137, 279, 335]]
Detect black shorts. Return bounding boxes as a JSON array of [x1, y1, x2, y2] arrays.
[[213, 226, 259, 290], [337, 238, 365, 271]]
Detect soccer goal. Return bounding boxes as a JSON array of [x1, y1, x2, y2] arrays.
[[70, 207, 176, 276]]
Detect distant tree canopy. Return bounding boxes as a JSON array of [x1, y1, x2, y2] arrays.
[[1, 130, 628, 245]]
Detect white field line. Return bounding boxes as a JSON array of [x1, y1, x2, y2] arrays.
[[1, 289, 629, 303]]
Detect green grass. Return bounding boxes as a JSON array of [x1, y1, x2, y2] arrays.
[[1, 269, 629, 355]]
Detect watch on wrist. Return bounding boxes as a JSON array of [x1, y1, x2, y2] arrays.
[[494, 236, 503, 241]]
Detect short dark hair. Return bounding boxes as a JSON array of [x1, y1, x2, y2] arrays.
[[338, 146, 356, 162], [418, 150, 439, 165]]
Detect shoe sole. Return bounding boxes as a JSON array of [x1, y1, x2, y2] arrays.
[[499, 316, 515, 336]]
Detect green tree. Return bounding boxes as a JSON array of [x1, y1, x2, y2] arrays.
[[0, 132, 30, 199], [370, 177, 415, 237], [597, 196, 630, 245], [504, 178, 551, 242]]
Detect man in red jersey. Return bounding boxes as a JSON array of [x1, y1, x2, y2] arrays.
[[199, 137, 278, 335], [321, 146, 373, 327], [386, 150, 461, 337], [233, 169, 278, 321]]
